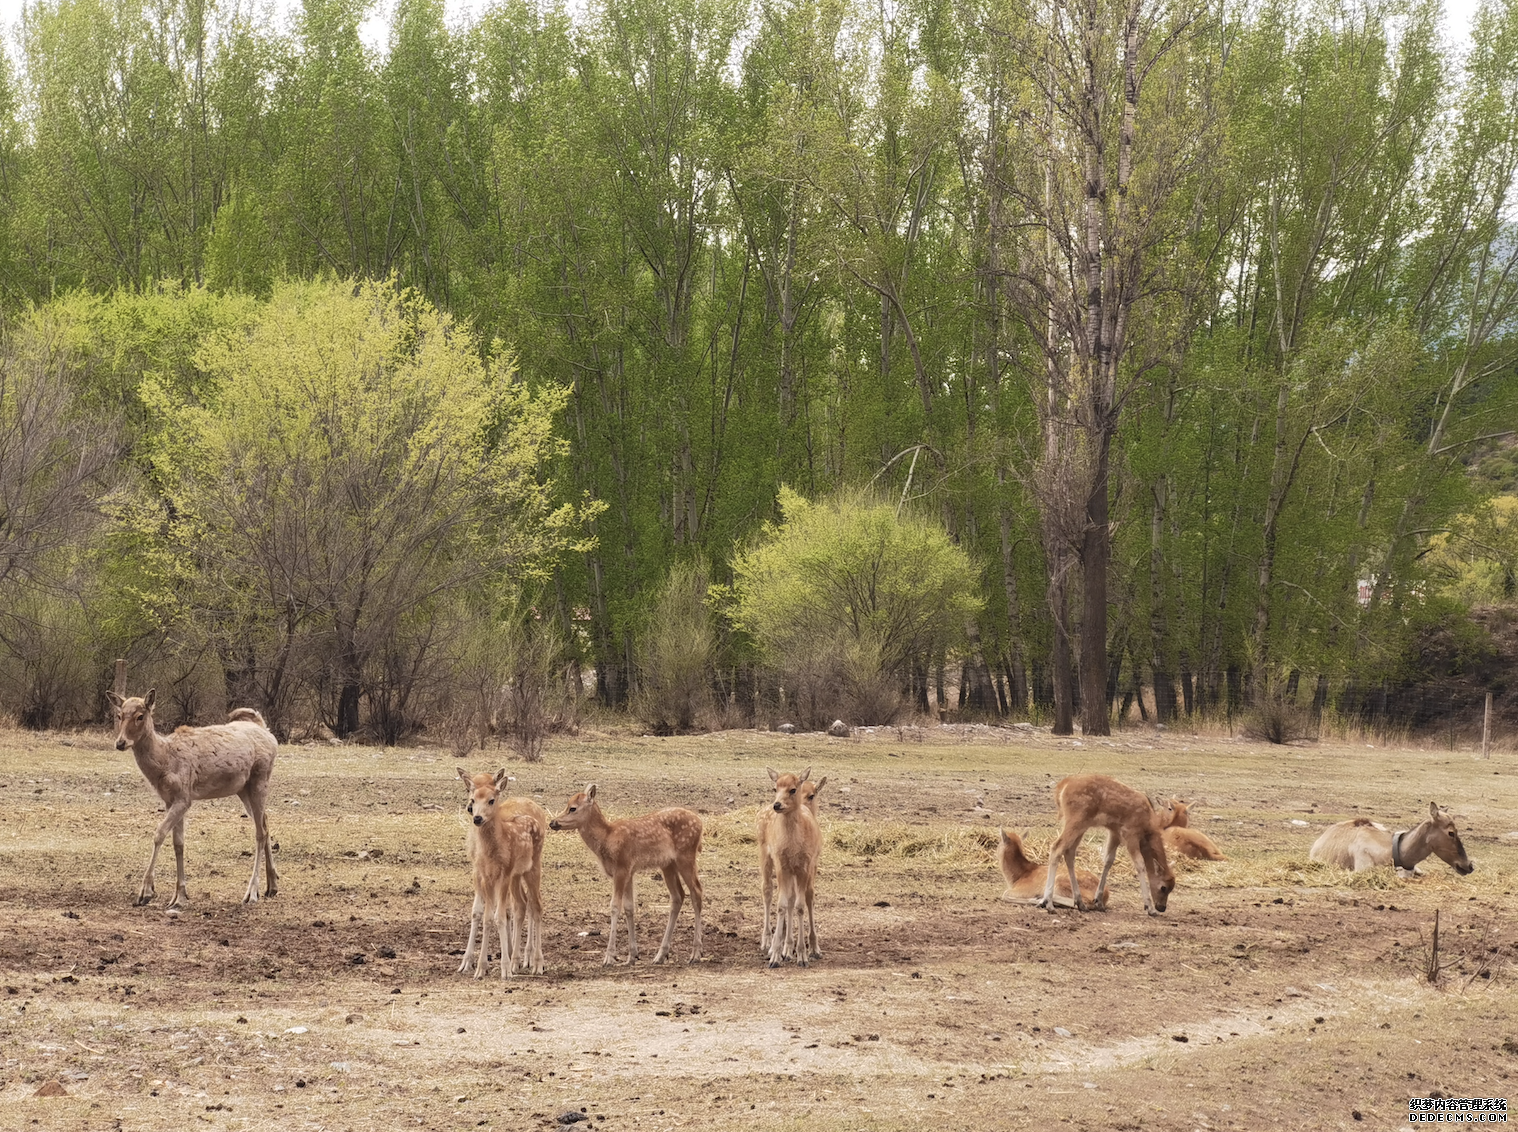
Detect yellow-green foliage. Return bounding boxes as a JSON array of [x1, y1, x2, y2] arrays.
[[1428, 494, 1518, 605], [727, 487, 982, 724]]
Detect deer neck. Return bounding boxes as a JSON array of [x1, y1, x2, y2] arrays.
[[130, 726, 173, 789], [1393, 822, 1434, 869], [575, 805, 616, 862]]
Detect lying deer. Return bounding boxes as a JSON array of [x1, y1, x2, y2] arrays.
[[549, 784, 704, 965], [1038, 774, 1174, 915], [1158, 798, 1227, 861], [1309, 803, 1474, 876], [998, 829, 1105, 909], [763, 768, 825, 967], [758, 767, 826, 956], [109, 689, 278, 909], [457, 769, 548, 977]]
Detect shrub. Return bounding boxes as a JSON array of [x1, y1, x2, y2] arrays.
[[635, 560, 715, 733], [729, 487, 982, 728]]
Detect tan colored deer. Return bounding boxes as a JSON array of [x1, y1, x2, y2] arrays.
[[758, 767, 827, 954], [761, 768, 825, 966], [998, 829, 1105, 909], [1158, 798, 1227, 861], [549, 784, 704, 965], [1310, 803, 1474, 876], [108, 689, 278, 909], [456, 769, 548, 977], [1038, 774, 1174, 915]]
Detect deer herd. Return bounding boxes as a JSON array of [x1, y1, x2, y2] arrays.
[[104, 689, 1480, 979]]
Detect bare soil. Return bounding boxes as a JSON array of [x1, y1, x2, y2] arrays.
[[0, 723, 1515, 1131]]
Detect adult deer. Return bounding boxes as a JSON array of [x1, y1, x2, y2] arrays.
[[457, 769, 548, 977], [109, 689, 278, 909], [1038, 774, 1174, 915], [549, 784, 704, 965], [1310, 803, 1474, 876], [762, 767, 825, 967], [998, 829, 1105, 909], [1158, 798, 1227, 861]]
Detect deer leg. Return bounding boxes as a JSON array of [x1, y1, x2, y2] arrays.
[[459, 892, 485, 975], [759, 852, 774, 954], [1037, 829, 1074, 911], [1092, 832, 1120, 911], [521, 867, 544, 975], [240, 789, 265, 904], [604, 879, 624, 965], [652, 869, 685, 964], [804, 872, 820, 959], [137, 800, 189, 906], [767, 875, 789, 968], [679, 857, 703, 964], [474, 888, 493, 979], [166, 814, 189, 910]]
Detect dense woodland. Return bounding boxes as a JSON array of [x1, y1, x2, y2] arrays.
[[0, 0, 1517, 744]]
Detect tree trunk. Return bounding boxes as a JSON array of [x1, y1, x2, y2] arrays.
[[1080, 444, 1112, 734]]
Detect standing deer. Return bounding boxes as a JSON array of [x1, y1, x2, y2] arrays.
[[108, 689, 278, 909], [549, 784, 704, 965], [1038, 774, 1174, 915], [758, 767, 827, 958], [1310, 803, 1474, 876], [1157, 798, 1227, 861], [457, 769, 548, 977], [763, 767, 824, 967]]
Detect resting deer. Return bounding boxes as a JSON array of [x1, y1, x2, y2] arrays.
[[998, 829, 1105, 909], [457, 769, 548, 977], [1038, 774, 1174, 915], [108, 689, 278, 909], [761, 767, 825, 966], [549, 784, 704, 965], [1158, 798, 1227, 861], [758, 767, 826, 955], [1310, 803, 1474, 876]]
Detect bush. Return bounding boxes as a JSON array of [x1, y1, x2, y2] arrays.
[[1240, 696, 1318, 744], [634, 560, 715, 733], [729, 487, 982, 729]]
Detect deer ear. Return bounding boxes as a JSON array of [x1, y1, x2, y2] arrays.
[[800, 766, 812, 783], [1000, 827, 1011, 844], [456, 767, 471, 782], [1429, 801, 1440, 819], [766, 767, 779, 783], [812, 776, 827, 794], [586, 783, 597, 800], [494, 768, 509, 788], [143, 689, 156, 711], [107, 690, 124, 708]]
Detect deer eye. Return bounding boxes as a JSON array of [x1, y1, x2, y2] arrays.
[[788, 788, 796, 794], [136, 713, 145, 721], [568, 806, 576, 812], [488, 797, 495, 805]]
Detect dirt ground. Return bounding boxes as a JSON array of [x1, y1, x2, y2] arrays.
[[0, 722, 1514, 1132]]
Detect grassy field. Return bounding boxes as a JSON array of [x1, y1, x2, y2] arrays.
[[0, 721, 1514, 1131]]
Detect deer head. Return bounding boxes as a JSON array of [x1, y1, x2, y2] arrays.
[[110, 689, 156, 751], [1423, 802, 1474, 875], [549, 783, 598, 831]]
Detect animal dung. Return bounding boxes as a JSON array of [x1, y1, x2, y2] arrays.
[[33, 1080, 68, 1097]]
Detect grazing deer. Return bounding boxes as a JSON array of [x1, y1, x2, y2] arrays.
[[1158, 798, 1227, 861], [760, 768, 825, 966], [108, 689, 278, 909], [1310, 803, 1474, 876], [1038, 774, 1174, 915], [998, 829, 1106, 909], [457, 769, 548, 977], [549, 784, 704, 965]]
